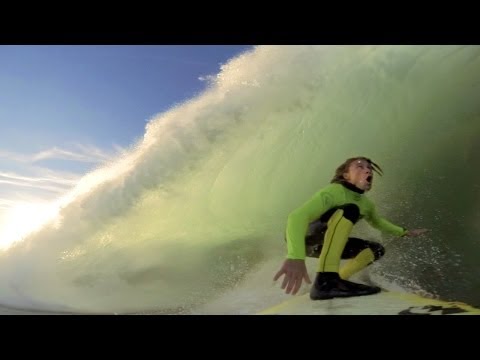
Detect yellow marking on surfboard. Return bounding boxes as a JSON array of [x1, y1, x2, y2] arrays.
[[257, 293, 309, 315], [257, 290, 480, 315], [383, 291, 480, 314]]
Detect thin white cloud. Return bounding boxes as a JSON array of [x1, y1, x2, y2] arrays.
[[0, 169, 79, 194], [198, 74, 216, 82], [0, 143, 125, 215], [31, 147, 102, 163], [0, 143, 124, 164], [0, 171, 79, 186], [0, 179, 70, 193]]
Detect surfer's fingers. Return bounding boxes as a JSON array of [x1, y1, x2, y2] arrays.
[[273, 269, 285, 282], [281, 273, 290, 290], [291, 276, 302, 295], [285, 274, 297, 294]]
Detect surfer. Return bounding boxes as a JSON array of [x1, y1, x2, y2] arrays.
[[274, 157, 429, 300]]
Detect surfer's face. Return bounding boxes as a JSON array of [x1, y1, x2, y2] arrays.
[[343, 159, 373, 191]]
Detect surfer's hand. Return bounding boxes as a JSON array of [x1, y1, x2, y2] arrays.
[[273, 259, 311, 295], [405, 228, 429, 237]]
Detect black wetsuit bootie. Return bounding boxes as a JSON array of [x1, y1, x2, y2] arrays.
[[310, 272, 381, 300]]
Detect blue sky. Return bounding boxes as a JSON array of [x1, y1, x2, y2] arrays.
[[0, 45, 253, 216]]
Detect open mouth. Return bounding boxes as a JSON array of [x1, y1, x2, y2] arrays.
[[366, 175, 372, 183]]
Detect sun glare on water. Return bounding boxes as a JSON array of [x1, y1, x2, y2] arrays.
[[0, 202, 61, 249]]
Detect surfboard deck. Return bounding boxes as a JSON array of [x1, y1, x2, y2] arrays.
[[257, 290, 480, 315]]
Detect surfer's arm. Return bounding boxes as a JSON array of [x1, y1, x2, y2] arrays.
[[365, 203, 407, 237], [286, 189, 335, 260]]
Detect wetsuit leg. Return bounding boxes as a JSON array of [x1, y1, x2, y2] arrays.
[[317, 205, 359, 273], [339, 237, 385, 279], [309, 204, 381, 300]]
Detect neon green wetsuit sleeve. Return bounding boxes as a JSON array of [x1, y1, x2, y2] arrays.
[[286, 186, 337, 260], [365, 202, 407, 237]]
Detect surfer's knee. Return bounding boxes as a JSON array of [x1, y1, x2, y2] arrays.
[[339, 204, 360, 224], [371, 242, 385, 260], [320, 204, 360, 224]]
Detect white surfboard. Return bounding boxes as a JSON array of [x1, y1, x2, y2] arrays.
[[257, 290, 480, 315]]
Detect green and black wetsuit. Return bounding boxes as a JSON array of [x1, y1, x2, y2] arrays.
[[286, 181, 406, 262]]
